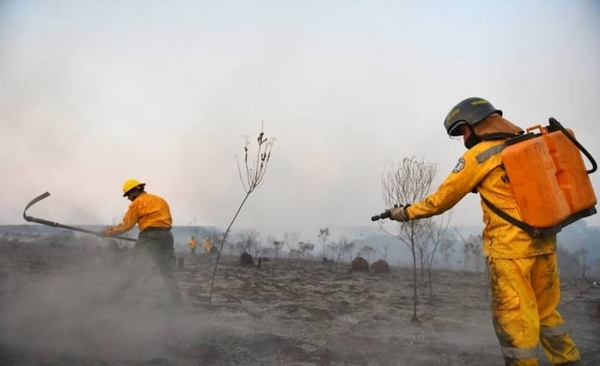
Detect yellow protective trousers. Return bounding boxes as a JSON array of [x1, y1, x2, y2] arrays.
[[489, 254, 579, 365]]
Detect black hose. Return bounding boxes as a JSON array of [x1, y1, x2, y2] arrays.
[[549, 117, 597, 174]]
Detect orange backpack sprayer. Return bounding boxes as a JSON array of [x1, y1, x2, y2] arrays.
[[480, 117, 597, 237]]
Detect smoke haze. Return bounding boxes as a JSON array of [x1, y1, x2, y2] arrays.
[[1, 1, 599, 242]]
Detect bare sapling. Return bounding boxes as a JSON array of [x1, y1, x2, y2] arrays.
[[379, 156, 437, 323], [208, 125, 275, 305]]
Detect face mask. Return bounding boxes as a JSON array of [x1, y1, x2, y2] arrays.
[[464, 133, 482, 149]]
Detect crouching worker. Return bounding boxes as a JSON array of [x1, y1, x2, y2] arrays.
[[386, 98, 580, 366], [104, 179, 183, 306]]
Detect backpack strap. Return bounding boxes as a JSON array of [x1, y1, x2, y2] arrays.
[[474, 144, 553, 236], [478, 193, 562, 238]]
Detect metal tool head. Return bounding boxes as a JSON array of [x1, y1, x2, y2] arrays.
[[23, 192, 51, 222]]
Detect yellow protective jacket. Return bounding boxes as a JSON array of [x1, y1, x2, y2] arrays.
[[106, 192, 172, 236], [188, 238, 197, 249], [405, 139, 556, 259], [204, 238, 213, 252]]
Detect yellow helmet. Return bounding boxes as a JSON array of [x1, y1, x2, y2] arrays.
[[122, 179, 145, 197]]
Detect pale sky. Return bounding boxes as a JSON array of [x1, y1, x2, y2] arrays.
[[1, 0, 599, 241]]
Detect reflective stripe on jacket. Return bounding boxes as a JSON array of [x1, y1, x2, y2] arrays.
[[106, 192, 172, 235], [405, 140, 555, 258]]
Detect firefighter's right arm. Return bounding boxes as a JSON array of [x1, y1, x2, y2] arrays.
[[406, 149, 492, 220], [105, 203, 139, 236]]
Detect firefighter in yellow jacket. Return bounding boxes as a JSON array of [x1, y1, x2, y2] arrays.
[[387, 98, 580, 366], [203, 237, 213, 255], [188, 236, 197, 257], [104, 179, 183, 306]]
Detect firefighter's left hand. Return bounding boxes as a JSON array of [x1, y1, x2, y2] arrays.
[[387, 205, 410, 222], [97, 228, 111, 238]]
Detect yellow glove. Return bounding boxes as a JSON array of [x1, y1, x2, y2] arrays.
[[387, 205, 410, 222]]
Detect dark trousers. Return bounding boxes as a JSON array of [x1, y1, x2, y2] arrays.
[[113, 229, 183, 305]]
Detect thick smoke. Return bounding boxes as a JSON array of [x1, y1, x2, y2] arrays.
[[0, 241, 248, 363]]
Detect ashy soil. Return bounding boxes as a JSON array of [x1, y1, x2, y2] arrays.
[[0, 242, 598, 366]]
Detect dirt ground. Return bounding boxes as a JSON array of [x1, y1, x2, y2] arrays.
[[0, 242, 598, 366]]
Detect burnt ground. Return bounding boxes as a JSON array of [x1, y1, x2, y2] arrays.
[[0, 241, 598, 366]]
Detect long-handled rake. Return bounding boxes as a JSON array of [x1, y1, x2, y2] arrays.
[[23, 192, 136, 242]]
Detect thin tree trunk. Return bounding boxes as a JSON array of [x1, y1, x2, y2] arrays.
[[209, 192, 251, 305], [411, 241, 419, 323], [427, 267, 432, 298]]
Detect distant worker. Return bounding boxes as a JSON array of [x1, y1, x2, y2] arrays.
[[203, 237, 213, 255], [385, 98, 580, 365], [104, 179, 183, 306], [188, 236, 197, 257]]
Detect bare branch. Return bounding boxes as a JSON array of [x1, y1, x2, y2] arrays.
[[209, 125, 276, 305], [380, 156, 438, 323]]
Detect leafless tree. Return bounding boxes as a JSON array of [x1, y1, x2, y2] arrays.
[[288, 249, 303, 262], [237, 228, 260, 254], [298, 241, 315, 259], [266, 235, 283, 260], [470, 239, 485, 272], [283, 231, 300, 261], [226, 234, 235, 256], [331, 236, 355, 263], [454, 229, 485, 273], [209, 125, 275, 305], [557, 246, 580, 278], [188, 219, 200, 239], [379, 156, 437, 323], [415, 221, 434, 282], [273, 240, 284, 260], [358, 245, 377, 263], [423, 213, 454, 298], [439, 236, 456, 270], [235, 228, 261, 258], [558, 245, 590, 279], [318, 227, 331, 259], [252, 242, 263, 261]]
